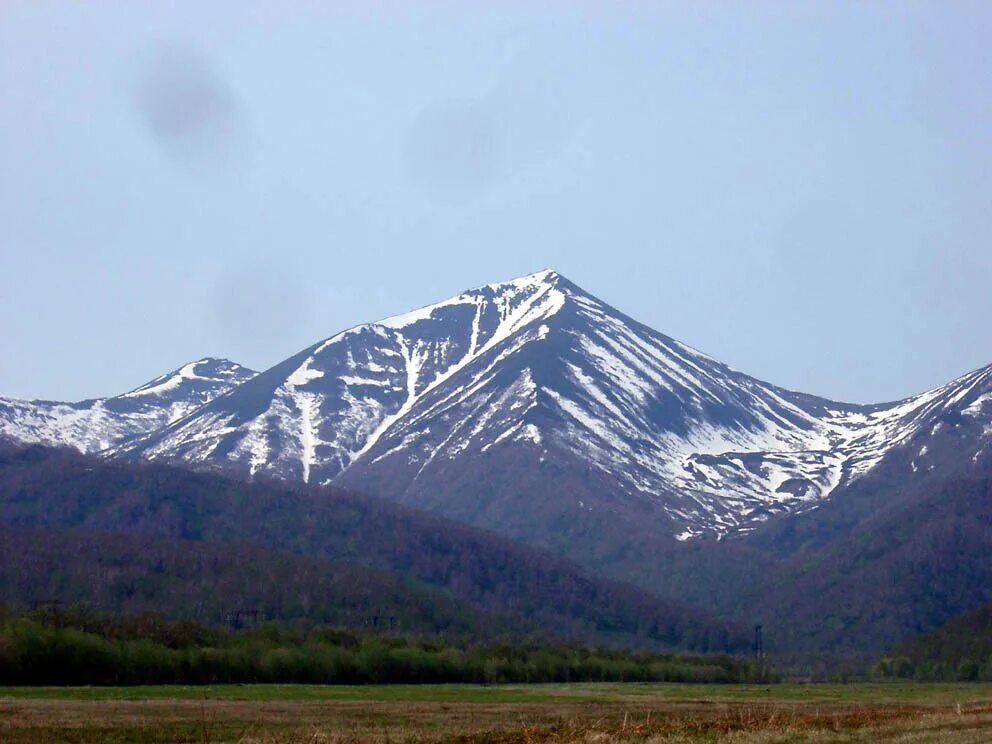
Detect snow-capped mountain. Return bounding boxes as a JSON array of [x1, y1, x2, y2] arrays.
[[0, 358, 257, 453], [111, 271, 992, 540]]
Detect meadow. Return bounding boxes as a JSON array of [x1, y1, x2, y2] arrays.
[[2, 682, 991, 743]]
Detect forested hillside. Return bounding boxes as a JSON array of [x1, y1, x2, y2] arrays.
[[0, 528, 495, 637], [0, 446, 744, 652], [875, 601, 992, 681]]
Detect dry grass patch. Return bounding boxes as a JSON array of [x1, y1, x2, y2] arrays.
[[1, 688, 991, 743]]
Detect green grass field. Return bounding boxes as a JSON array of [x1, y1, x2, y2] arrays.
[[2, 682, 991, 742], [1, 681, 990, 704]]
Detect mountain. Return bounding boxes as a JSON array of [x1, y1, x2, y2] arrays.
[[3, 270, 991, 666], [114, 271, 992, 547], [0, 445, 745, 652], [0, 358, 257, 453]]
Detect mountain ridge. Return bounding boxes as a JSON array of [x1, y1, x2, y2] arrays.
[[113, 270, 992, 541], [2, 271, 990, 544], [0, 357, 256, 453]]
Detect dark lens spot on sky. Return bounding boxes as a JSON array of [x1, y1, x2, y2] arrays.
[[133, 45, 242, 171]]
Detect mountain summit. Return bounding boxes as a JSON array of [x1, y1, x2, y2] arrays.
[[104, 271, 992, 543]]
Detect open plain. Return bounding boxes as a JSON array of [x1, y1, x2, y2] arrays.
[[2, 683, 992, 743]]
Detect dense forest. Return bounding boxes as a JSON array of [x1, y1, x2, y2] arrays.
[[0, 446, 746, 653], [0, 606, 766, 685], [0, 527, 497, 637], [874, 601, 992, 681]]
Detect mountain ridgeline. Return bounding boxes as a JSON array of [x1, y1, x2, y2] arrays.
[[1, 270, 991, 667], [103, 271, 992, 547], [0, 358, 256, 453]]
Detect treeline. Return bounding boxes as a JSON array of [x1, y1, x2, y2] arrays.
[[0, 606, 766, 686], [873, 600, 992, 681], [873, 655, 992, 682]]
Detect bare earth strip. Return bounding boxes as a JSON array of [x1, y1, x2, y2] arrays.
[[1, 683, 991, 743]]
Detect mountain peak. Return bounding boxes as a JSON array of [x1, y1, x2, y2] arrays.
[[195, 356, 247, 368], [0, 357, 258, 454], [486, 268, 561, 287], [372, 269, 572, 333], [119, 358, 255, 400], [472, 269, 583, 298]]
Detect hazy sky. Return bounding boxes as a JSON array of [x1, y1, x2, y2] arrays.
[[2, 1, 990, 404]]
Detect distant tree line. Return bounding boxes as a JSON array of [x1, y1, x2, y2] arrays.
[[873, 655, 992, 682], [0, 606, 768, 686]]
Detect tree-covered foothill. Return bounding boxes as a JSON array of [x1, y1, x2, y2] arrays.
[[873, 600, 992, 681], [0, 607, 767, 686], [0, 446, 747, 654]]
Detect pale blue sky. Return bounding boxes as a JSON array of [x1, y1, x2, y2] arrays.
[[2, 1, 990, 403]]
